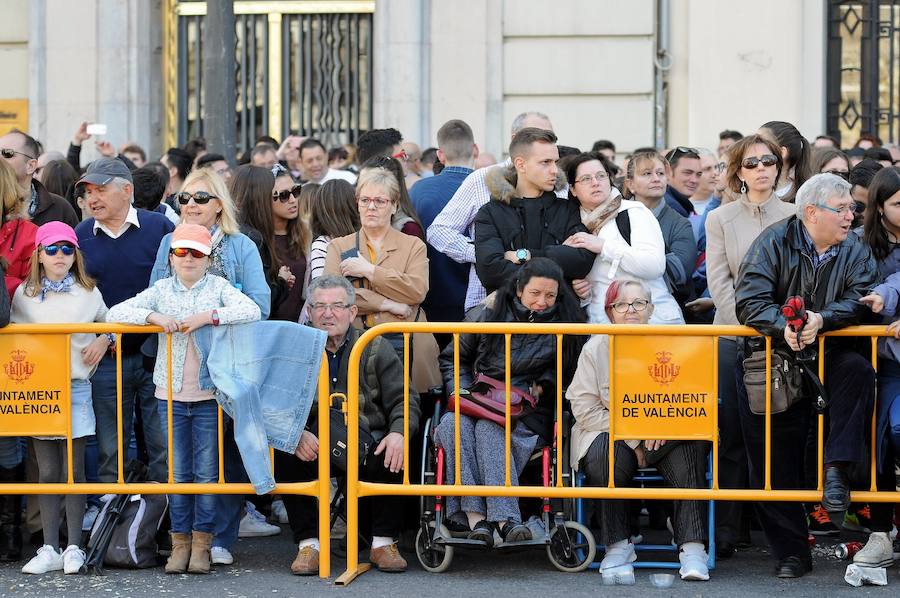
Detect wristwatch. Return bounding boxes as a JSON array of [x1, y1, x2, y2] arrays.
[[515, 248, 530, 263], [211, 309, 220, 327]]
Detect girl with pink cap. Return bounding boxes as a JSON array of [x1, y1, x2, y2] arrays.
[[12, 221, 109, 575]]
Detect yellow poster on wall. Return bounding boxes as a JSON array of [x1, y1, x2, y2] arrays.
[[0, 334, 69, 437], [0, 100, 28, 135], [611, 335, 716, 441]]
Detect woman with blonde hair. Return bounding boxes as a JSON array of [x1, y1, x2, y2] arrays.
[[0, 160, 37, 298], [324, 167, 440, 391]]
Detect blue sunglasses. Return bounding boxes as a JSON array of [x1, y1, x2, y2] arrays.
[[42, 243, 76, 256]]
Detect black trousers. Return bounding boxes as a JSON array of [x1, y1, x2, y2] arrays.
[[736, 348, 874, 560], [274, 441, 404, 543], [716, 339, 750, 546]]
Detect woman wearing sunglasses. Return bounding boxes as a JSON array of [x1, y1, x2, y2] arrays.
[[12, 222, 107, 575], [109, 224, 261, 575], [269, 167, 310, 322], [704, 134, 795, 555], [0, 160, 37, 299], [228, 164, 295, 319]]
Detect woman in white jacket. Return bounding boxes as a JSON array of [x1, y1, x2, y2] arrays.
[[563, 152, 683, 324]]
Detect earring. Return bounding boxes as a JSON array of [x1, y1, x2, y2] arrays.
[[740, 180, 747, 194]]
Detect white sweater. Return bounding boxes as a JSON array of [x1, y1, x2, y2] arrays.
[[11, 284, 109, 380], [582, 200, 684, 325]]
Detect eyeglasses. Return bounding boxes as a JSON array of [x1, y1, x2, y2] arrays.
[[392, 149, 409, 161], [358, 196, 391, 208], [310, 302, 351, 313], [824, 169, 850, 181], [608, 299, 650, 314], [575, 171, 609, 185], [741, 154, 779, 169], [1, 148, 35, 160], [175, 191, 218, 205], [170, 247, 208, 258], [273, 185, 302, 203], [41, 243, 75, 256], [815, 202, 855, 216]]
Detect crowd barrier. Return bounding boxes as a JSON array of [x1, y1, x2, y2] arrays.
[[336, 322, 900, 585], [0, 323, 333, 578]]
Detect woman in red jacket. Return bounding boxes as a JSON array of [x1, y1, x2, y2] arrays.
[[0, 160, 37, 298]]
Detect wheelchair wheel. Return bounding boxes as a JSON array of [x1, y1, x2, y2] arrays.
[[415, 521, 454, 573], [546, 521, 595, 573]]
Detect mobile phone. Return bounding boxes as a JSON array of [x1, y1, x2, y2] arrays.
[[86, 123, 107, 136], [340, 247, 360, 260]]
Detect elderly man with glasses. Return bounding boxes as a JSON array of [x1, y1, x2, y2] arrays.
[[734, 173, 886, 578], [0, 129, 78, 227], [275, 274, 420, 576]]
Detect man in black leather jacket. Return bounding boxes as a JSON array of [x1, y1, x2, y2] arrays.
[[734, 173, 876, 578]]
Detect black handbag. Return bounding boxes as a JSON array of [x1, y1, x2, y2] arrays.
[[309, 396, 374, 475]]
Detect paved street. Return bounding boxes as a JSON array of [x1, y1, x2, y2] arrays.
[[0, 525, 896, 597]]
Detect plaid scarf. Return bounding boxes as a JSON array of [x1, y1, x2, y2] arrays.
[[39, 273, 75, 302]]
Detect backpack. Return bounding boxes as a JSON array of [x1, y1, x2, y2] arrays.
[[88, 492, 168, 568]]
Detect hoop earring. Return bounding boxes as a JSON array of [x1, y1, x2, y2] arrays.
[[740, 180, 747, 194]]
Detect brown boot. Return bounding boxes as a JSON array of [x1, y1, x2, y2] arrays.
[[187, 531, 213, 574], [370, 543, 407, 572], [165, 532, 192, 574], [290, 545, 319, 575]]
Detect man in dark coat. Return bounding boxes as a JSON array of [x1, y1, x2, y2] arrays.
[[473, 128, 593, 296]]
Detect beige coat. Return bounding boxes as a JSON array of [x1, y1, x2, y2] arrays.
[[705, 193, 796, 326], [566, 335, 640, 470], [325, 226, 441, 392]]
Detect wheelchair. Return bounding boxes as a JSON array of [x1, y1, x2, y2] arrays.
[[414, 401, 596, 573]]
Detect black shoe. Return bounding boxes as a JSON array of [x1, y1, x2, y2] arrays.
[[775, 555, 812, 578], [716, 542, 736, 559], [467, 520, 494, 548], [822, 466, 850, 515], [445, 519, 471, 537], [499, 520, 531, 543]]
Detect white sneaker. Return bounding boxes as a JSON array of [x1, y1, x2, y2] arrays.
[[679, 549, 710, 581], [271, 499, 289, 524], [238, 501, 281, 537], [82, 505, 100, 532], [211, 546, 234, 565], [600, 541, 636, 585], [853, 532, 895, 568], [21, 545, 63, 574], [62, 545, 85, 574]]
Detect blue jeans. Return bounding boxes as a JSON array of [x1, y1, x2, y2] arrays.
[[92, 353, 167, 482], [0, 438, 22, 469], [213, 415, 249, 550], [157, 399, 219, 533], [877, 361, 900, 457]]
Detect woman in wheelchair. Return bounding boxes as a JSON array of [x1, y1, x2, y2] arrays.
[[566, 279, 711, 583], [434, 258, 586, 546]]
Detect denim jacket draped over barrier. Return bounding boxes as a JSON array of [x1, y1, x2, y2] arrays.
[[193, 321, 327, 493]]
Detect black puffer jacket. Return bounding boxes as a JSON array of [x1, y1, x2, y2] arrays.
[[473, 166, 594, 295], [438, 296, 579, 442], [735, 216, 876, 352]]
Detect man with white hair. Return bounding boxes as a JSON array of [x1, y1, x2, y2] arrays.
[[75, 157, 176, 483], [734, 173, 883, 578], [426, 111, 563, 310]]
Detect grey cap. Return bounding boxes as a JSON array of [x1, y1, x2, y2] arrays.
[[76, 157, 133, 186]]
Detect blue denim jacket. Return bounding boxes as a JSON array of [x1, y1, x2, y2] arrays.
[[150, 231, 271, 319], [193, 321, 326, 494]]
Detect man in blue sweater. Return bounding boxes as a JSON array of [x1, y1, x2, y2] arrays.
[[409, 120, 477, 348], [75, 158, 176, 483]]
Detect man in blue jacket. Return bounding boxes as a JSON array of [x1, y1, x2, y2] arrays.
[[410, 120, 477, 347]]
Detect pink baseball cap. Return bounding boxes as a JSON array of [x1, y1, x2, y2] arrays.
[[171, 223, 212, 255], [35, 222, 79, 249]]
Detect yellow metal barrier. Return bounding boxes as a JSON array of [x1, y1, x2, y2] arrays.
[[0, 323, 332, 578], [336, 322, 900, 585]]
